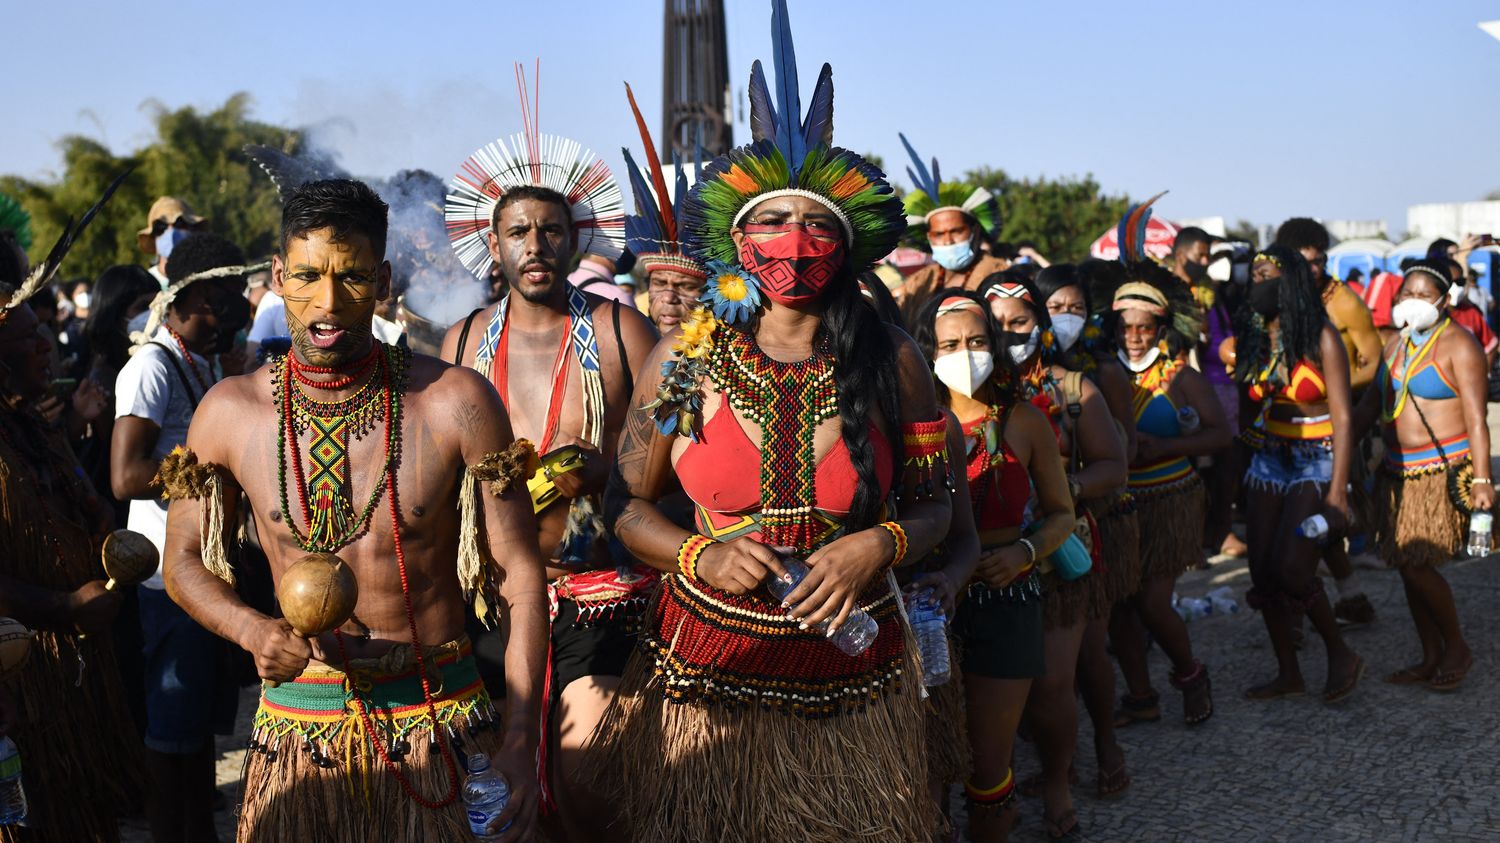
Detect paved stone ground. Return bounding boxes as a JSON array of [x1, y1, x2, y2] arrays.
[[988, 551, 1500, 843]]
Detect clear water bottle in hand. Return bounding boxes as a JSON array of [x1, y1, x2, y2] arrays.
[[1467, 511, 1493, 558], [1297, 514, 1330, 545], [904, 589, 951, 687], [766, 557, 879, 657], [0, 737, 26, 825], [462, 752, 511, 840]]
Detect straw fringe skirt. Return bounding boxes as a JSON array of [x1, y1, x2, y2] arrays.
[[1089, 499, 1141, 615], [237, 645, 501, 843], [1134, 476, 1206, 582], [587, 576, 934, 843], [1376, 460, 1472, 569], [924, 635, 970, 787]]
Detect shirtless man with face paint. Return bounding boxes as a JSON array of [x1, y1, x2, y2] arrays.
[[163, 180, 548, 842], [442, 184, 657, 841]]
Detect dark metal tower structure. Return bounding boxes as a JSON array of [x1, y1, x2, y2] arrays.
[[662, 0, 732, 163]]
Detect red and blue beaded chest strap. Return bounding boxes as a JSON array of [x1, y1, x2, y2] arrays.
[[709, 330, 838, 551]]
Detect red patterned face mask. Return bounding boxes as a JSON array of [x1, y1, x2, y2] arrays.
[[737, 223, 846, 306]]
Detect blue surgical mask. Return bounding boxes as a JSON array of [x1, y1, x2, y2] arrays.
[[155, 226, 190, 260], [931, 237, 975, 272]]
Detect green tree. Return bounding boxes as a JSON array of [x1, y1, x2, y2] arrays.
[[964, 166, 1130, 262], [1, 94, 304, 282]]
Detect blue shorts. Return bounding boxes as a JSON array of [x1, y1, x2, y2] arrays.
[[1244, 436, 1332, 494], [138, 585, 240, 754]]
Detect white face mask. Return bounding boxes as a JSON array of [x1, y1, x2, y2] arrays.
[[1118, 346, 1161, 373], [1051, 313, 1085, 351], [72, 292, 91, 309], [933, 349, 994, 398], [1392, 298, 1441, 334], [1007, 326, 1040, 365]]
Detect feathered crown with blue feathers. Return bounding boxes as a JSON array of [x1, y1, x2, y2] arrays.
[[620, 83, 706, 280], [680, 0, 905, 275], [897, 133, 1001, 244]]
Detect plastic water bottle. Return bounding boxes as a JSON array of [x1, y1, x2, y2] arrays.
[[462, 752, 511, 840], [904, 589, 951, 687], [766, 557, 879, 656], [1172, 594, 1211, 621], [1206, 586, 1240, 615], [1467, 512, 1493, 558], [0, 737, 26, 825], [1297, 514, 1330, 545], [1177, 406, 1201, 434]]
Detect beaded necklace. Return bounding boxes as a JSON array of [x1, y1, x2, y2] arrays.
[[709, 329, 839, 551], [273, 343, 410, 553], [271, 340, 458, 808], [165, 326, 214, 396]]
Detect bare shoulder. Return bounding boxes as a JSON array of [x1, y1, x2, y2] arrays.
[[887, 324, 927, 372], [1443, 318, 1485, 364], [439, 301, 497, 363], [187, 366, 274, 463], [413, 352, 502, 410]]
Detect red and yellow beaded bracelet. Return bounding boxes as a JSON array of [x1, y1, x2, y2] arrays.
[[676, 534, 716, 579], [876, 521, 908, 569]]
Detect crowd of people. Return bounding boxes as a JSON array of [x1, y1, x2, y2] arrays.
[[0, 3, 1495, 842]]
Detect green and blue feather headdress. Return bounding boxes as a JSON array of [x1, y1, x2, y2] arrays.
[[680, 0, 905, 274], [898, 133, 1001, 245]]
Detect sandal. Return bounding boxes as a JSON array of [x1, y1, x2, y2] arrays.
[[1383, 665, 1436, 686], [1113, 691, 1161, 728], [1429, 654, 1474, 693], [1096, 762, 1130, 799], [1043, 807, 1080, 839], [1170, 662, 1213, 725], [1323, 654, 1365, 704]]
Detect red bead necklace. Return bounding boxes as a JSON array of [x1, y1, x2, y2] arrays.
[[165, 326, 213, 395]]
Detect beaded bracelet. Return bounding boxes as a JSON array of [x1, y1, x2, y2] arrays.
[[676, 535, 716, 580], [1016, 537, 1037, 565], [876, 521, 908, 569]]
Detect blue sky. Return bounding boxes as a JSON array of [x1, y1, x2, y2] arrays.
[[5, 0, 1500, 246]]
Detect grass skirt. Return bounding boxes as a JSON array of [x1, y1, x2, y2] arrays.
[[1089, 497, 1141, 615], [924, 635, 970, 787], [1133, 475, 1205, 582], [237, 639, 502, 843], [587, 574, 934, 842], [1376, 459, 1471, 569]]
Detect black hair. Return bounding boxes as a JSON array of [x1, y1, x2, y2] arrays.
[[166, 233, 246, 284], [1273, 217, 1330, 253], [857, 271, 904, 327], [282, 179, 390, 260], [614, 248, 636, 276], [1426, 238, 1457, 260], [1035, 263, 1093, 315], [1346, 267, 1364, 283], [819, 267, 903, 533], [1098, 260, 1203, 359], [1399, 257, 1418, 272], [85, 265, 159, 372], [1440, 256, 1464, 282], [1401, 258, 1455, 294], [492, 185, 571, 231], [1231, 244, 1324, 385], [1172, 226, 1214, 255], [910, 287, 1021, 411], [1076, 259, 1126, 321], [979, 268, 1058, 366], [0, 231, 24, 293]]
